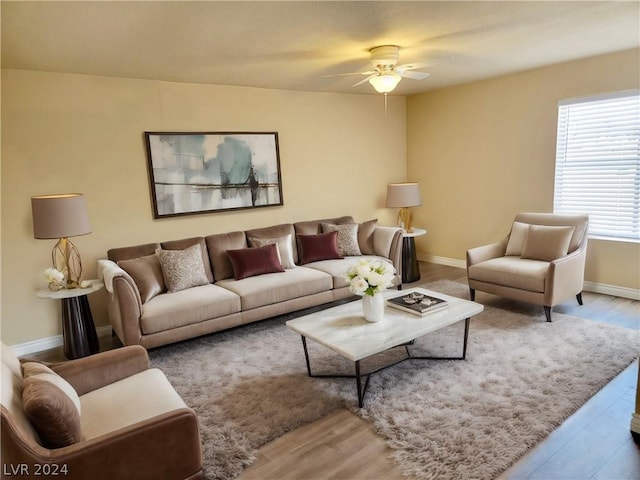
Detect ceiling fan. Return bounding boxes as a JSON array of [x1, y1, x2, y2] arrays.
[[334, 45, 441, 94]]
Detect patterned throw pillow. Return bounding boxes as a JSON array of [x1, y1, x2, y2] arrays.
[[248, 234, 296, 269], [156, 244, 210, 293], [321, 223, 362, 256]]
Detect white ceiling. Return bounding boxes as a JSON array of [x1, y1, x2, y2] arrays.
[[2, 1, 639, 96]]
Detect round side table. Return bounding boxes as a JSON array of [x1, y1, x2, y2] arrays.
[[36, 280, 103, 359], [401, 228, 427, 284]]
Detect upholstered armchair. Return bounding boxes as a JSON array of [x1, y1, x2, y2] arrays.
[[1, 343, 203, 480], [466, 213, 588, 322]]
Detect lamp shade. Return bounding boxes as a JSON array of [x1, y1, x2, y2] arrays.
[[385, 183, 422, 208], [32, 194, 92, 239]]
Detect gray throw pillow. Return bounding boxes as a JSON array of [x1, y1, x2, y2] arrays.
[[321, 223, 362, 256], [156, 244, 210, 293]]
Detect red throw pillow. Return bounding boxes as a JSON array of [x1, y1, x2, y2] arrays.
[[297, 231, 343, 264], [227, 244, 285, 280]]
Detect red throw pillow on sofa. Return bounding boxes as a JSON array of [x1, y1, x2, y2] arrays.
[[297, 231, 343, 264], [227, 244, 285, 280]]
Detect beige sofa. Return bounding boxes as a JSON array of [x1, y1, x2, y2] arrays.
[[99, 216, 402, 348], [1, 343, 203, 480]]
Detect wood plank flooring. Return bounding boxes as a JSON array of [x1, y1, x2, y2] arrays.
[[25, 262, 640, 479]]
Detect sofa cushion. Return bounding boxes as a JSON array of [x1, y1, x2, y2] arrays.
[[118, 254, 165, 303], [157, 244, 210, 293], [358, 219, 377, 255], [205, 231, 247, 281], [247, 233, 296, 269], [80, 369, 187, 440], [21, 366, 82, 448], [141, 284, 241, 335], [468, 257, 549, 293], [227, 244, 285, 280], [505, 221, 529, 256], [297, 231, 343, 264], [216, 267, 332, 311], [521, 225, 575, 262], [304, 255, 394, 289], [107, 242, 161, 263], [321, 223, 362, 256], [161, 237, 214, 283]]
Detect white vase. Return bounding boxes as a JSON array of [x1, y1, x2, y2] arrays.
[[362, 293, 384, 323]]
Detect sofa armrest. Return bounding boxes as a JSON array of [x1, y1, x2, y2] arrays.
[[466, 238, 508, 268], [98, 259, 144, 346], [2, 408, 202, 480], [373, 226, 403, 279], [545, 243, 588, 306], [50, 346, 149, 395]]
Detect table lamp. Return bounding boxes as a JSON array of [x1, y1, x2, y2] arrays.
[[31, 193, 92, 288], [385, 183, 422, 232]]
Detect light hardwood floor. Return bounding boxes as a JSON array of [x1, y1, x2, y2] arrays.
[[28, 263, 639, 479]]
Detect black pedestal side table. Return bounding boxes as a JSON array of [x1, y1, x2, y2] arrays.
[[401, 228, 427, 284], [36, 280, 103, 359]]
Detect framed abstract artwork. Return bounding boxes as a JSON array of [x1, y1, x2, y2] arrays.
[[144, 132, 283, 218]]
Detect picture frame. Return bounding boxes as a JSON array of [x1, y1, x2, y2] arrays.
[[144, 132, 283, 218]]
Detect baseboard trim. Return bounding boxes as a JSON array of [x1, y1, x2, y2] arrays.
[[418, 254, 640, 300], [10, 326, 113, 357]]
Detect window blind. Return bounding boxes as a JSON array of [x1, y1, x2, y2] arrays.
[[554, 90, 640, 241]]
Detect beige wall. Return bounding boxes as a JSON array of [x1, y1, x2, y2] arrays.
[[407, 48, 640, 291], [1, 69, 406, 345]]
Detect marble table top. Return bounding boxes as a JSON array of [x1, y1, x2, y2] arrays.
[[286, 287, 484, 362]]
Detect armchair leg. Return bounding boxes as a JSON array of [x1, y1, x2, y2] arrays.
[[576, 292, 583, 305], [469, 288, 475, 301], [544, 306, 552, 322]]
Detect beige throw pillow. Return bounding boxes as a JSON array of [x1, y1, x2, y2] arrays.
[[118, 254, 166, 303], [156, 244, 210, 293], [321, 223, 362, 256], [521, 225, 576, 262], [248, 234, 296, 269], [21, 362, 82, 448], [505, 221, 530, 256]]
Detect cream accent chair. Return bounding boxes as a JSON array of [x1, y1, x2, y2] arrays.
[[1, 343, 203, 480], [466, 213, 589, 322]]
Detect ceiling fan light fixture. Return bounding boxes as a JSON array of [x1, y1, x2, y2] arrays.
[[369, 73, 401, 93]]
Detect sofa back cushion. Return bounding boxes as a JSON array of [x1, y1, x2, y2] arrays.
[[161, 237, 214, 284], [205, 231, 248, 281], [108, 243, 161, 263]]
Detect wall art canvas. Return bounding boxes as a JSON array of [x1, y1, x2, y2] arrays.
[[144, 132, 283, 218]]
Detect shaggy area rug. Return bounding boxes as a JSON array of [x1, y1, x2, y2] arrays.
[[149, 280, 639, 480]]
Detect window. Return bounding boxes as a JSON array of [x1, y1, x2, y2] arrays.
[[554, 90, 640, 241]]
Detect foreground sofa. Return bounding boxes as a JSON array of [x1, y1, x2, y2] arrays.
[[99, 216, 402, 348], [1, 343, 203, 480]]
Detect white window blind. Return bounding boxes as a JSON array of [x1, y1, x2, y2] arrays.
[[554, 90, 640, 241]]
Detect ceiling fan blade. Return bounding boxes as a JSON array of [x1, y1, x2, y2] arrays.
[[323, 70, 377, 78], [399, 71, 431, 80], [352, 74, 377, 87], [395, 56, 455, 72]]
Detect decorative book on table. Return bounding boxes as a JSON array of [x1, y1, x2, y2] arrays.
[[386, 291, 449, 316]]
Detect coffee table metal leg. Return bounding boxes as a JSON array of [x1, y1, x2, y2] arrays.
[[301, 335, 312, 376], [355, 361, 371, 408]]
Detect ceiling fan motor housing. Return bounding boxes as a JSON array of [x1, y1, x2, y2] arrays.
[[370, 45, 400, 68]]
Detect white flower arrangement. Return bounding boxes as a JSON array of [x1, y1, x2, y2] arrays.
[[43, 267, 65, 290], [344, 259, 395, 297]]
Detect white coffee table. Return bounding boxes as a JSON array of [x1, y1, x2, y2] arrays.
[[286, 287, 484, 407]]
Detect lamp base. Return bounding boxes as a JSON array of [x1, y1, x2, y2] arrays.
[[52, 237, 83, 289], [397, 208, 414, 233]]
